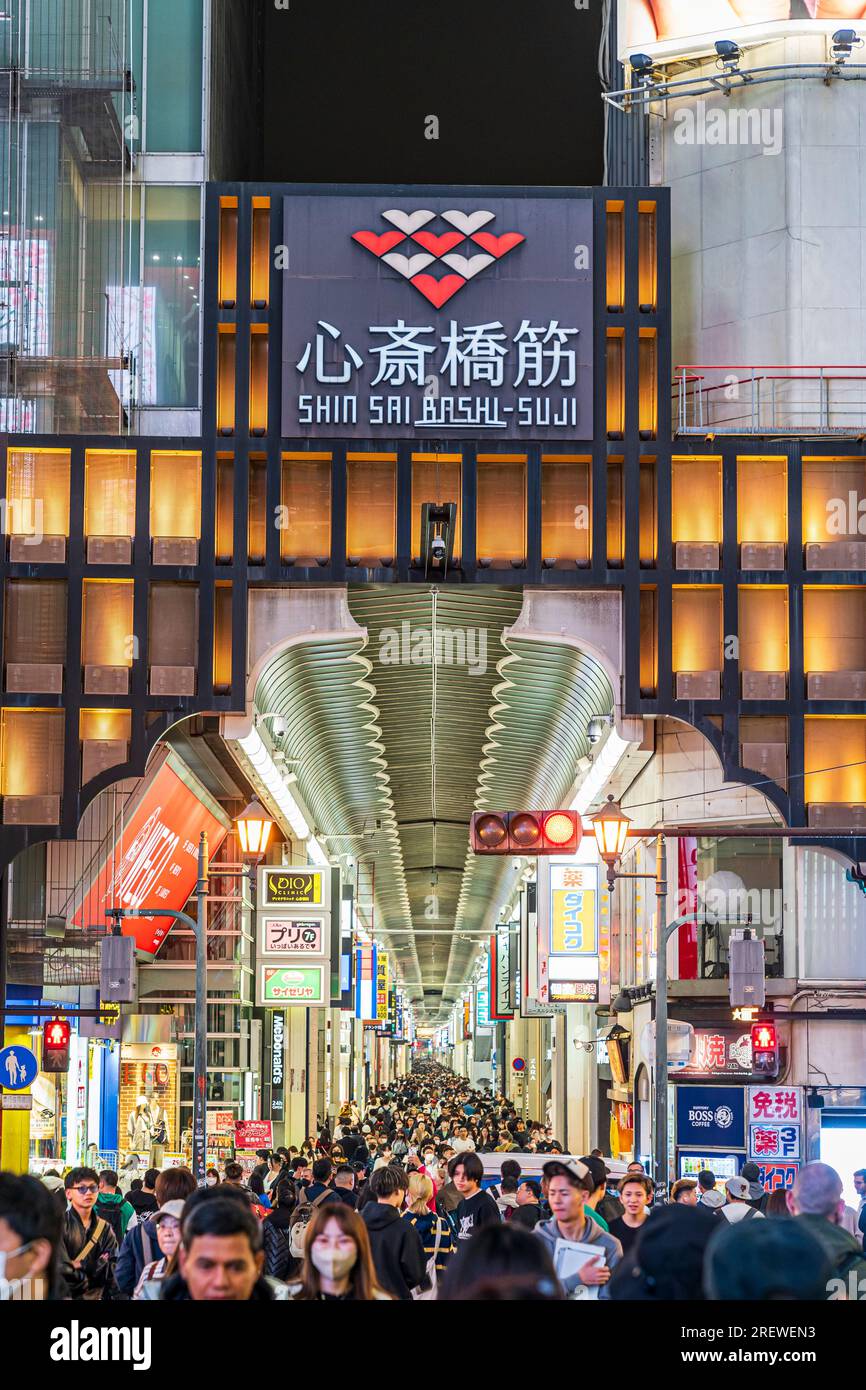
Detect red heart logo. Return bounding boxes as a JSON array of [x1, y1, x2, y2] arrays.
[[412, 230, 464, 257], [471, 232, 525, 259], [410, 273, 466, 308], [352, 229, 405, 257]]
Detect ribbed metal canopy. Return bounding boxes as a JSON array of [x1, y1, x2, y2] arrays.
[[253, 586, 614, 1019]]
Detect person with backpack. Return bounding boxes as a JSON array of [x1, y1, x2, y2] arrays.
[[61, 1167, 119, 1301], [94, 1170, 135, 1243], [115, 1166, 197, 1296], [403, 1172, 454, 1298], [718, 1175, 766, 1225], [261, 1178, 297, 1282], [360, 1165, 426, 1300]]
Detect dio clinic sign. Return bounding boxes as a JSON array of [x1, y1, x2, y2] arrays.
[[282, 192, 594, 441]]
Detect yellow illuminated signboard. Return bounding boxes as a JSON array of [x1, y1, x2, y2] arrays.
[[550, 865, 598, 955], [260, 868, 325, 907]]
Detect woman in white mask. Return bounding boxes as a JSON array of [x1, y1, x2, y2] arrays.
[[291, 1205, 391, 1300]]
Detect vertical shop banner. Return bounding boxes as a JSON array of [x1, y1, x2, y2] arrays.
[[548, 862, 600, 1003], [748, 1085, 803, 1162], [490, 932, 514, 1020], [355, 944, 377, 1021], [376, 951, 390, 1022], [270, 1011, 286, 1123], [677, 837, 699, 981], [476, 984, 491, 1031], [72, 761, 228, 955]]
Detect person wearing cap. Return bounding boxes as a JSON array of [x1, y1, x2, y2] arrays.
[[534, 1159, 622, 1296], [133, 1199, 185, 1299], [720, 1174, 765, 1223], [740, 1160, 768, 1211]]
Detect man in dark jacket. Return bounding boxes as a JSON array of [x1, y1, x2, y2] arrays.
[[305, 1157, 341, 1207], [94, 1170, 135, 1244], [333, 1166, 359, 1209], [115, 1166, 197, 1296], [361, 1165, 425, 1300], [125, 1169, 159, 1218], [61, 1167, 118, 1300], [788, 1162, 866, 1295]]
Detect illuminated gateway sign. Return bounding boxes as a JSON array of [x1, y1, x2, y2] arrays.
[[281, 192, 594, 439]]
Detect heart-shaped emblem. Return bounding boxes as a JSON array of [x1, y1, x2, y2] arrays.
[[382, 252, 435, 278], [441, 210, 495, 235], [471, 231, 525, 258], [412, 230, 464, 257], [352, 229, 405, 257], [441, 252, 495, 280], [410, 273, 466, 308], [381, 209, 435, 234]]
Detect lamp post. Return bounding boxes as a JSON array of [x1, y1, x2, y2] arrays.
[[110, 802, 274, 1187], [591, 798, 672, 1200]]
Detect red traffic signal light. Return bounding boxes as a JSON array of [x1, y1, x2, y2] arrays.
[[470, 810, 582, 856], [751, 1021, 779, 1077], [42, 1018, 71, 1073]]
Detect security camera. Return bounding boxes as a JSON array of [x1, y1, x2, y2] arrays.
[[271, 714, 287, 739], [587, 716, 607, 745], [430, 535, 446, 561]]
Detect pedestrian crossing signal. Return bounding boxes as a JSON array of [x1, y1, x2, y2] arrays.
[[470, 810, 581, 855], [751, 1021, 779, 1078], [42, 1018, 71, 1073]]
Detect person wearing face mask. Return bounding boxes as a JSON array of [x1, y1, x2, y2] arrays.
[[291, 1204, 391, 1300], [205, 1168, 220, 1187], [0, 1172, 63, 1300]]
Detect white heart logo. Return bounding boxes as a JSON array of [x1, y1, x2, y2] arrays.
[[381, 209, 435, 234], [441, 209, 495, 235], [442, 252, 495, 279], [382, 252, 435, 278]]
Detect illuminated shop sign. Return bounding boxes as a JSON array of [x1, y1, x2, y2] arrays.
[[281, 193, 594, 441]]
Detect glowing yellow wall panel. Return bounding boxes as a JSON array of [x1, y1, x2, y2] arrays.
[[803, 457, 866, 545], [476, 457, 526, 564], [82, 580, 135, 667], [150, 452, 202, 539], [672, 587, 723, 672], [1, 709, 64, 795], [281, 455, 332, 563], [217, 327, 236, 433], [606, 201, 624, 311], [6, 449, 70, 537], [638, 329, 657, 437], [251, 198, 271, 306], [85, 451, 136, 537], [80, 709, 132, 742], [638, 201, 657, 311], [249, 329, 268, 434], [214, 584, 233, 690], [346, 456, 396, 563], [739, 587, 789, 673], [672, 456, 722, 544], [541, 456, 591, 566], [737, 456, 787, 544], [606, 331, 624, 437], [804, 588, 866, 673], [218, 197, 238, 305], [805, 717, 866, 806]]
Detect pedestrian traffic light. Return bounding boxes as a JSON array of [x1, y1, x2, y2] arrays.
[[42, 1018, 71, 1073], [469, 810, 581, 856], [751, 1021, 779, 1078]]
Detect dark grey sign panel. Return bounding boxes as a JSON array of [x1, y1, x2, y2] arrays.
[[281, 193, 594, 440]]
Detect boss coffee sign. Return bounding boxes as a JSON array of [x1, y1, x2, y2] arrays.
[[281, 192, 594, 440]]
